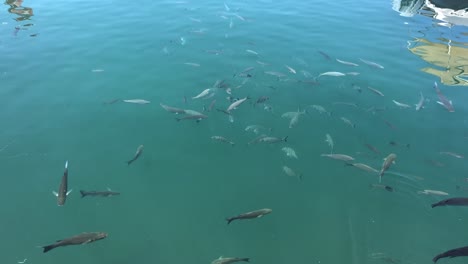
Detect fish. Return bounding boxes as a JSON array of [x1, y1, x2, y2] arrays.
[[41, 232, 107, 253], [318, 51, 331, 60], [282, 166, 302, 180], [415, 92, 425, 111], [359, 58, 384, 69], [254, 96, 269, 106], [389, 141, 410, 148], [364, 143, 380, 154], [432, 197, 468, 208], [379, 153, 397, 181], [224, 2, 230, 11], [246, 49, 258, 55], [370, 184, 394, 192], [80, 189, 120, 198], [53, 161, 72, 206], [160, 103, 186, 114], [256, 60, 269, 66], [258, 136, 288, 144], [212, 257, 250, 264], [417, 190, 449, 196], [235, 67, 254, 77], [341, 117, 356, 128], [433, 246, 468, 263], [392, 100, 411, 108], [234, 13, 245, 21], [434, 81, 454, 112], [245, 125, 270, 135], [184, 62, 200, 67], [192, 89, 212, 99], [288, 111, 305, 128], [333, 102, 358, 107], [175, 114, 208, 122], [367, 86, 385, 97], [247, 134, 268, 145], [264, 71, 286, 78], [211, 136, 235, 146], [309, 105, 331, 115], [282, 147, 298, 159], [325, 134, 334, 153], [336, 59, 359, 66], [346, 72, 360, 76], [122, 99, 150, 104], [127, 145, 143, 165], [285, 65, 296, 74], [227, 97, 249, 112], [317, 71, 346, 78], [321, 154, 355, 162], [226, 208, 272, 224], [347, 163, 379, 173], [440, 151, 464, 159]]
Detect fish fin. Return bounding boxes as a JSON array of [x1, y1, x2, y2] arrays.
[[56, 239, 62, 242], [436, 101, 444, 106], [64, 160, 68, 169], [66, 189, 73, 196], [52, 191, 58, 197], [107, 187, 112, 191], [42, 244, 55, 253], [80, 190, 86, 198]]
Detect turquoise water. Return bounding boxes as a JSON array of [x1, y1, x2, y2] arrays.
[[1, 0, 468, 263]]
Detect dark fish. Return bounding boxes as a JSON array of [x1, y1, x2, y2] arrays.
[[53, 161, 71, 206], [318, 50, 331, 60], [431, 197, 468, 208], [433, 246, 468, 263], [254, 96, 269, 106], [80, 189, 120, 198], [364, 143, 380, 154], [226, 208, 272, 224], [127, 145, 143, 165], [41, 232, 107, 253], [388, 141, 410, 148]]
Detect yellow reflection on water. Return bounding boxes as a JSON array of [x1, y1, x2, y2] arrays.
[[5, 0, 33, 21], [408, 38, 468, 86]]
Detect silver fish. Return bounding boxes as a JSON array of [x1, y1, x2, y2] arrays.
[[367, 86, 385, 97], [359, 58, 384, 69], [347, 163, 378, 173], [325, 134, 334, 154], [227, 97, 249, 112], [123, 99, 150, 104], [282, 147, 298, 159], [282, 166, 302, 180], [258, 136, 288, 144], [341, 117, 356, 128], [379, 153, 397, 181], [317, 71, 346, 78], [336, 59, 359, 66], [212, 257, 250, 264], [211, 136, 235, 146], [417, 190, 449, 196], [392, 100, 411, 108], [321, 154, 354, 162], [415, 92, 425, 111], [192, 89, 212, 99], [285, 65, 296, 74]]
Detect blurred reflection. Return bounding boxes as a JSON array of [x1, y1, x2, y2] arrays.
[[5, 0, 33, 21], [393, 0, 468, 86], [392, 0, 468, 25], [408, 38, 468, 86]]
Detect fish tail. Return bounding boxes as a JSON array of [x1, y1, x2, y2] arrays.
[[431, 202, 439, 208], [79, 190, 86, 198], [242, 258, 250, 262], [226, 218, 234, 225], [127, 159, 133, 166], [283, 136, 288, 142], [42, 244, 55, 253], [344, 162, 354, 167], [175, 117, 181, 122], [64, 160, 68, 169]]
